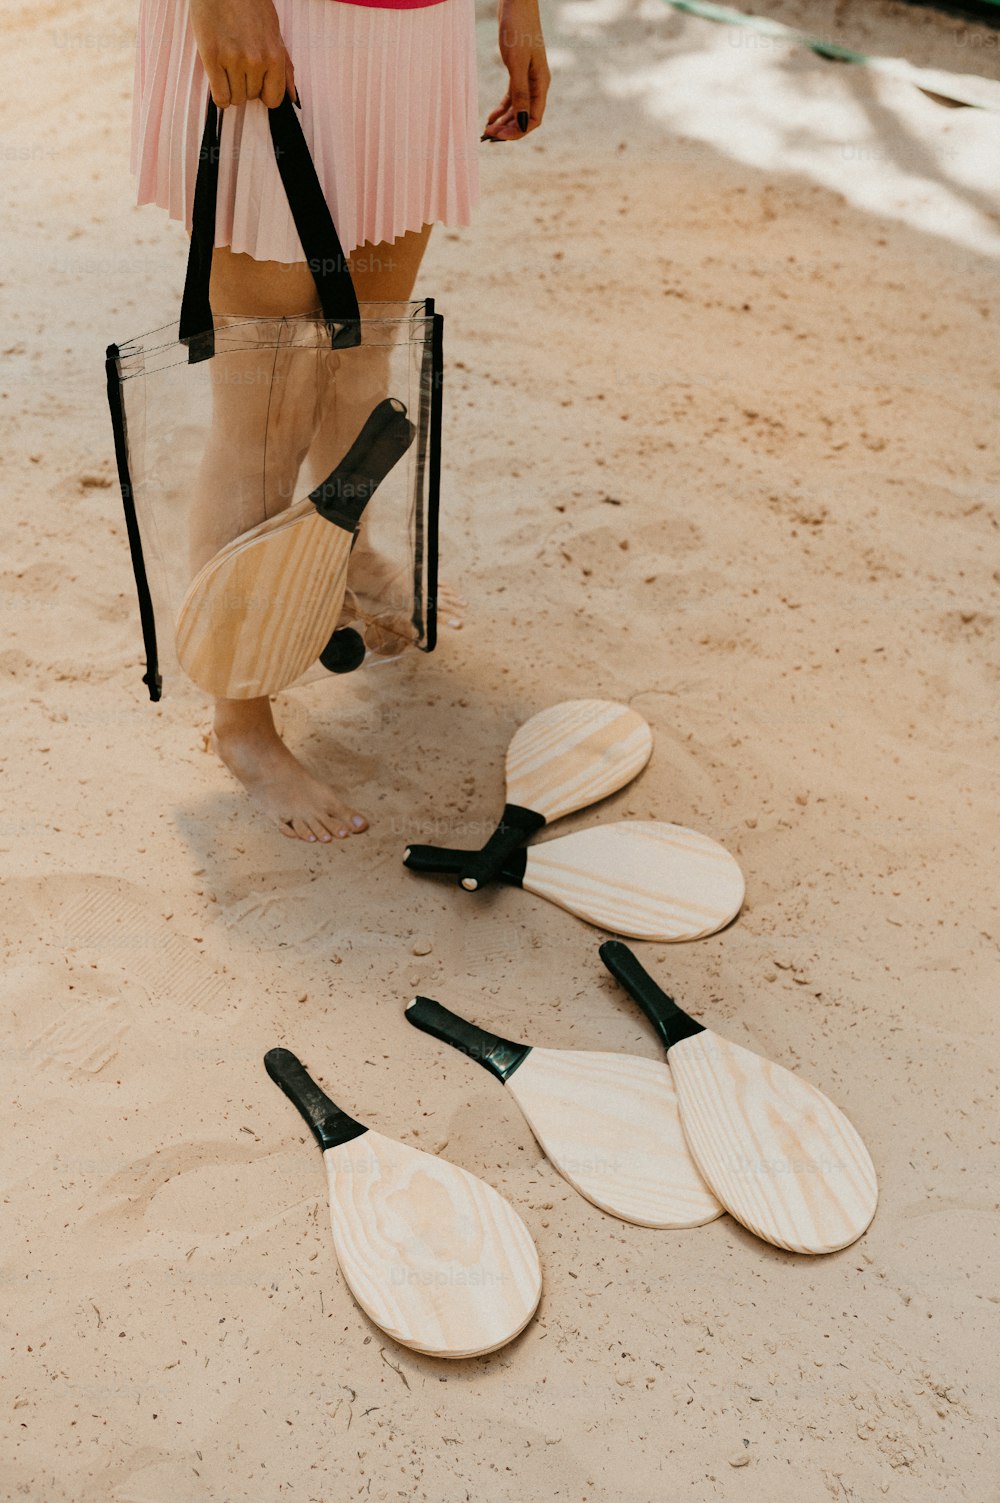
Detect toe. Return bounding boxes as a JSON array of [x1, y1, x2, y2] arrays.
[[348, 812, 368, 834], [317, 808, 347, 837], [288, 817, 318, 842], [308, 812, 341, 842]]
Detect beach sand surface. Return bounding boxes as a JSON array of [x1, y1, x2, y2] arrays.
[[1, 0, 998, 1498]]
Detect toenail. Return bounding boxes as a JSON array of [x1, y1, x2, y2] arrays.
[[320, 833, 332, 841], [351, 815, 365, 829], [337, 827, 349, 838]]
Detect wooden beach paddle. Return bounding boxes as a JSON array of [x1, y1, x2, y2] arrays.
[[264, 1048, 541, 1358], [405, 997, 723, 1229], [404, 820, 745, 941], [412, 700, 654, 892], [598, 943, 878, 1254], [176, 396, 414, 698]]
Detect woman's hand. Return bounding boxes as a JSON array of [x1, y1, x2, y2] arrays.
[[482, 0, 550, 141], [189, 0, 295, 109]]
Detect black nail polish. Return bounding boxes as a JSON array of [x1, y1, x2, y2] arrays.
[[517, 111, 529, 132]]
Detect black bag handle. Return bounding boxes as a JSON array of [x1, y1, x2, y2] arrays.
[[178, 89, 361, 363]]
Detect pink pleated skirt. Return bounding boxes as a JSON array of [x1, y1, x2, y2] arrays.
[[130, 0, 480, 261]]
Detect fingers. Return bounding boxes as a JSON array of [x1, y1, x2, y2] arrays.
[[517, 56, 550, 134], [259, 57, 288, 109], [484, 97, 544, 141], [217, 52, 274, 107], [481, 90, 509, 139], [486, 50, 550, 139], [204, 62, 232, 109], [216, 55, 246, 107], [246, 57, 267, 104], [483, 106, 515, 140], [217, 64, 244, 107], [189, 0, 293, 110], [528, 56, 551, 130], [485, 91, 511, 124], [506, 63, 532, 135]]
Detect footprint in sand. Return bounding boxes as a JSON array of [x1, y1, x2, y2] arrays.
[[88, 1138, 290, 1249], [0, 874, 229, 1015], [4, 958, 133, 1075]]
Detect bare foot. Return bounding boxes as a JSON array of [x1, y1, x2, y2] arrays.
[[212, 698, 368, 843], [435, 580, 466, 630]]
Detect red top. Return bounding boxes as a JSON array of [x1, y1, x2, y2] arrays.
[[335, 0, 451, 7]]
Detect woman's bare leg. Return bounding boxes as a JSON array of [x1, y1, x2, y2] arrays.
[[203, 225, 434, 842], [301, 223, 464, 658]]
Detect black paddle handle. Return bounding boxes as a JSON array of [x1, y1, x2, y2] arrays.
[[403, 843, 528, 886], [309, 397, 415, 531], [406, 997, 531, 1082], [179, 90, 361, 363], [457, 805, 547, 892], [264, 1049, 368, 1151], [598, 941, 705, 1053]]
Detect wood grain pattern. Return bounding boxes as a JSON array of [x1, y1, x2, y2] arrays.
[[175, 502, 352, 698], [668, 1033, 878, 1254], [505, 701, 653, 822], [506, 1049, 723, 1228], [324, 1130, 542, 1358], [522, 820, 745, 940]]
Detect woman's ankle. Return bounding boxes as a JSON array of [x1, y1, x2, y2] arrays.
[[213, 695, 277, 740]]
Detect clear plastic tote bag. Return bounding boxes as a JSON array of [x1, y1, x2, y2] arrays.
[[105, 90, 442, 702]]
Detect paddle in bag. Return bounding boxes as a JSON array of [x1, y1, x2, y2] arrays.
[[106, 89, 442, 700]]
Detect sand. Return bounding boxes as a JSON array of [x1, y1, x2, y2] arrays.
[[2, 0, 999, 1498]]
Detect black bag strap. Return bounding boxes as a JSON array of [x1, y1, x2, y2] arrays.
[[178, 89, 361, 363]]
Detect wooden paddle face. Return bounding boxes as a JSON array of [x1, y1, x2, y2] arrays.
[[504, 701, 653, 823], [175, 503, 353, 698], [668, 1033, 878, 1254], [522, 821, 745, 941], [324, 1130, 542, 1358], [506, 1048, 722, 1229]]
